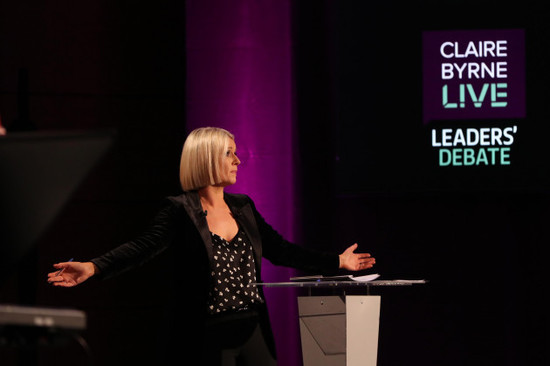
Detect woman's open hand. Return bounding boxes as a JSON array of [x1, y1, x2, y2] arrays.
[[339, 243, 375, 271], [47, 261, 97, 287]]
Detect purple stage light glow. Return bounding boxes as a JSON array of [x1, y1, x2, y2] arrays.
[[186, 1, 301, 365]]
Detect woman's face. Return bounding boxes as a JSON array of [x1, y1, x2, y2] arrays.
[[217, 138, 240, 186]]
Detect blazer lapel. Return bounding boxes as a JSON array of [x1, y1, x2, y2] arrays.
[[180, 191, 215, 267], [226, 194, 263, 273]]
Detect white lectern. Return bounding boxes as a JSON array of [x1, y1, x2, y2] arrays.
[[254, 279, 425, 366]]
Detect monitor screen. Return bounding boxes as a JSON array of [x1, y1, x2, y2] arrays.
[[330, 3, 550, 194], [0, 130, 114, 279]]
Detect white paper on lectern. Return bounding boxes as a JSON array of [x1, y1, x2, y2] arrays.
[[289, 274, 353, 281], [350, 273, 380, 282], [289, 273, 381, 282]]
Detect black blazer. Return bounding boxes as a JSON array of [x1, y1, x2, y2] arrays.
[[91, 191, 339, 358]]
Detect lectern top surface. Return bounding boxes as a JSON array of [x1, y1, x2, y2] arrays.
[[252, 279, 427, 288]]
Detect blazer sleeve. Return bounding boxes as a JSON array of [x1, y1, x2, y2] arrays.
[[246, 196, 340, 274], [90, 198, 181, 280]]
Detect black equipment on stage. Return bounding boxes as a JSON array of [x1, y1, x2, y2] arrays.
[[0, 129, 114, 366], [0, 304, 86, 330]]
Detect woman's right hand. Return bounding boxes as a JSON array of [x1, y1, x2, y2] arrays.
[[47, 261, 97, 287]]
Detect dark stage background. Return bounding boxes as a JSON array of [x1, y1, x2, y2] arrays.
[[295, 2, 549, 366], [0, 2, 187, 365], [1, 1, 549, 366]]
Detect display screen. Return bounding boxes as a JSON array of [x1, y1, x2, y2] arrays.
[[331, 5, 550, 193]]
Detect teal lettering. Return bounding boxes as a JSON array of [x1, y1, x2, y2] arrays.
[[439, 149, 452, 166], [466, 84, 489, 108], [463, 148, 475, 165], [438, 147, 512, 166], [491, 83, 507, 107], [501, 147, 511, 165], [476, 148, 488, 165], [442, 85, 458, 109], [487, 147, 499, 164], [452, 148, 463, 166], [442, 83, 507, 108]]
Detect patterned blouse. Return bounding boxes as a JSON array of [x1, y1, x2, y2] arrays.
[[207, 229, 264, 315]]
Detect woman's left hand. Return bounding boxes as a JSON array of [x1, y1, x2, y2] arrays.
[[339, 243, 375, 271]]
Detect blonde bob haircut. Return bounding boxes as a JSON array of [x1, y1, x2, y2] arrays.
[[179, 127, 235, 191]]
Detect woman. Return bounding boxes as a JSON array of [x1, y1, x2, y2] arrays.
[[48, 127, 375, 365]]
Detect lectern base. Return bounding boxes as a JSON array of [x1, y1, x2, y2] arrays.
[[298, 296, 380, 366]]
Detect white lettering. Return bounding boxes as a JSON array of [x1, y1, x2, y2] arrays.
[[441, 63, 454, 79], [431, 129, 441, 147], [442, 129, 453, 147], [467, 128, 479, 146], [440, 40, 508, 59], [440, 62, 507, 80], [432, 127, 518, 147], [440, 42, 455, 59], [480, 128, 491, 146]]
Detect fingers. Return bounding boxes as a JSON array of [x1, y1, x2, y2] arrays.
[[346, 244, 371, 258], [354, 249, 376, 270], [344, 243, 358, 254], [48, 277, 63, 285], [362, 255, 376, 264], [47, 272, 66, 284], [47, 262, 73, 285], [47, 268, 64, 279], [54, 262, 73, 270], [49, 263, 68, 274], [49, 279, 75, 287], [47, 273, 77, 287], [358, 258, 376, 269]]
